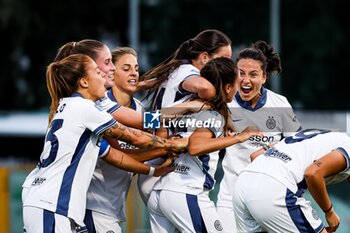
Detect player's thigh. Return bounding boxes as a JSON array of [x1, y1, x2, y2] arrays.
[[23, 206, 80, 233], [159, 190, 224, 233], [137, 174, 160, 205], [233, 172, 264, 233], [147, 190, 176, 233], [246, 174, 324, 233]]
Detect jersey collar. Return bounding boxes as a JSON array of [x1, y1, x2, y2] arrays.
[[235, 87, 267, 111], [106, 89, 137, 110]]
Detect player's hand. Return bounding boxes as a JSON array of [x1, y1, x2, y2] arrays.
[[325, 208, 340, 232], [234, 126, 263, 142], [153, 157, 176, 177], [169, 137, 189, 153], [137, 78, 157, 91]]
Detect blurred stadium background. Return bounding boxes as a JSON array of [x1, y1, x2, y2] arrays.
[[1, 0, 350, 232]]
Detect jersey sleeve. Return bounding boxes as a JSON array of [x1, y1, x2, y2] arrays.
[[95, 95, 121, 114], [281, 102, 302, 137], [177, 65, 201, 95], [82, 102, 117, 136], [325, 136, 350, 184], [195, 110, 224, 138]]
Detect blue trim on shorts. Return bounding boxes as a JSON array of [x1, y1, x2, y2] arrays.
[[285, 188, 323, 232], [84, 209, 96, 233], [186, 194, 207, 233], [43, 209, 55, 233]]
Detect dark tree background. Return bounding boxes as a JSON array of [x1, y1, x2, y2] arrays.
[[1, 0, 349, 111]]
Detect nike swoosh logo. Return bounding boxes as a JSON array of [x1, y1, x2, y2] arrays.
[[232, 119, 243, 122]]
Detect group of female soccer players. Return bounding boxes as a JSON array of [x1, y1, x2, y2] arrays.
[[22, 29, 349, 233]]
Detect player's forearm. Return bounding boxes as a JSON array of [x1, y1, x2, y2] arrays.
[[188, 135, 240, 156], [305, 166, 332, 212], [104, 148, 152, 174], [160, 101, 204, 121], [123, 148, 168, 162], [182, 76, 216, 100], [103, 122, 174, 150]]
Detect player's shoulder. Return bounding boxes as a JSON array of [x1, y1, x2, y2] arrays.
[[173, 63, 200, 78], [265, 89, 292, 107], [65, 96, 95, 109]]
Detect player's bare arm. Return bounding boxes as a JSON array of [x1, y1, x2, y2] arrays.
[[102, 122, 187, 152], [188, 126, 263, 156], [304, 150, 346, 232], [104, 147, 174, 177]]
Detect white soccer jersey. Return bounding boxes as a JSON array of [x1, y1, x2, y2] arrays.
[[153, 110, 225, 195], [22, 94, 116, 226], [217, 88, 301, 208], [153, 63, 200, 110], [244, 129, 350, 193], [86, 89, 144, 221], [95, 92, 121, 114], [233, 129, 350, 233]]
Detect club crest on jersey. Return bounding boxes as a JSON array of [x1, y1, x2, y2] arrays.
[[312, 209, 320, 220], [266, 116, 276, 130], [214, 220, 223, 231]]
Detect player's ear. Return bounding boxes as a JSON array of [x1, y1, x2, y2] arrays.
[[224, 83, 232, 94], [79, 77, 89, 88]]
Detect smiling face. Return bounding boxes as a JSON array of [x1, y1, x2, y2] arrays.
[[94, 45, 116, 89], [113, 53, 139, 95], [237, 58, 266, 107], [84, 59, 106, 101]]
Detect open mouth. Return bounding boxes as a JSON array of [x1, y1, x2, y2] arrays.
[[128, 79, 138, 85], [241, 85, 252, 95]]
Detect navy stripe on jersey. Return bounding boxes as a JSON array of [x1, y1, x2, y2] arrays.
[[199, 154, 215, 190], [106, 104, 120, 114], [102, 91, 121, 113], [155, 87, 166, 110], [285, 189, 323, 232], [93, 118, 116, 136], [107, 88, 137, 111], [43, 209, 55, 233], [235, 87, 267, 111], [174, 90, 191, 102], [186, 194, 207, 233], [56, 129, 92, 216]]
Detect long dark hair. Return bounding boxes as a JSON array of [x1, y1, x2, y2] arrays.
[[54, 39, 105, 62], [141, 29, 231, 99], [200, 57, 237, 132], [237, 40, 282, 78], [46, 54, 92, 123]]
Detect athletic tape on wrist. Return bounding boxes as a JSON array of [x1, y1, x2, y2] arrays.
[[148, 166, 155, 176]]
